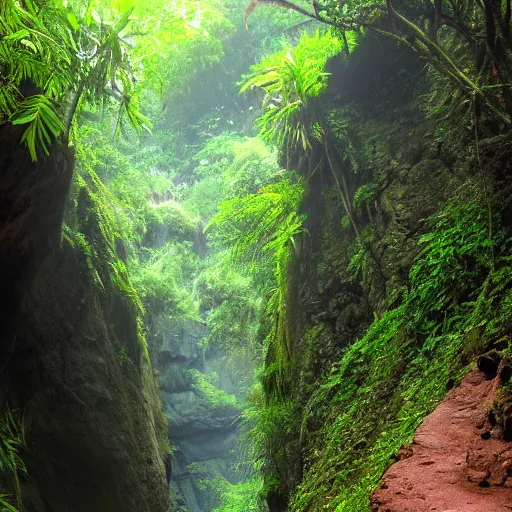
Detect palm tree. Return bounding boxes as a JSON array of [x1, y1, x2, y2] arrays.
[[0, 0, 149, 160]]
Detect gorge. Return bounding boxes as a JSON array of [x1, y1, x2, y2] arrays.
[[1, 1, 512, 512]]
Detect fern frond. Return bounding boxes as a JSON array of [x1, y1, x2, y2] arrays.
[[240, 31, 341, 152], [0, 84, 19, 119], [0, 409, 26, 511]]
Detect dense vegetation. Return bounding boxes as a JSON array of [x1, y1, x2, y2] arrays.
[[2, 0, 512, 511]]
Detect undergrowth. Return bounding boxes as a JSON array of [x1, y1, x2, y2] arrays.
[[0, 410, 26, 512], [287, 197, 512, 511]]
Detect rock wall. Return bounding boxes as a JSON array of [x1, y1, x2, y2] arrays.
[[151, 319, 242, 512], [262, 32, 512, 511], [0, 128, 169, 512]]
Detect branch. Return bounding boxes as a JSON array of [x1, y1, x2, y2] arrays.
[[245, 0, 338, 29]]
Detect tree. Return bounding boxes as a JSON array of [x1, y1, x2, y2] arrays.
[[245, 0, 512, 125], [0, 0, 155, 159]]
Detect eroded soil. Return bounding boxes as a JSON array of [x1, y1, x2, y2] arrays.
[[371, 368, 512, 512]]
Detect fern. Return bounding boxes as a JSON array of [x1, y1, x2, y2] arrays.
[[206, 179, 305, 270], [240, 31, 341, 152], [0, 0, 151, 159]]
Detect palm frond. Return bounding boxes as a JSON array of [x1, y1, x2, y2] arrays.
[[10, 95, 65, 161]]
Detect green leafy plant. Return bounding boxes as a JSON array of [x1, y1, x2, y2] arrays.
[[353, 183, 378, 214], [240, 31, 341, 153], [206, 178, 305, 270], [0, 410, 27, 512], [130, 242, 199, 320], [212, 475, 266, 512], [10, 94, 65, 160]]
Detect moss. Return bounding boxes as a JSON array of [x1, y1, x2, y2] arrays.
[[145, 200, 199, 243], [64, 164, 149, 357], [284, 198, 512, 511]]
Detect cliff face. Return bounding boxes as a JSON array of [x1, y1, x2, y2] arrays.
[[0, 127, 169, 512], [261, 33, 512, 511], [153, 323, 242, 512]]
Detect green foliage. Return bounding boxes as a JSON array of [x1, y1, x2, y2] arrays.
[[212, 476, 266, 512], [184, 133, 281, 219], [132, 0, 234, 106], [254, 1, 512, 126], [205, 165, 307, 507], [206, 178, 305, 270], [0, 0, 71, 158], [407, 201, 497, 332], [63, 157, 151, 361], [10, 94, 65, 160], [241, 381, 297, 500], [186, 370, 241, 410], [130, 242, 199, 320], [0, 410, 26, 512], [1, 0, 237, 160], [0, 0, 155, 159], [240, 30, 341, 151], [215, 137, 279, 196], [197, 258, 262, 351], [146, 201, 199, 242], [353, 183, 378, 214], [118, 346, 128, 368], [347, 225, 374, 282], [289, 198, 512, 511], [207, 176, 306, 381], [74, 122, 179, 243]]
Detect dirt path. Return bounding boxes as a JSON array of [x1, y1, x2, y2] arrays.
[[371, 368, 512, 512]]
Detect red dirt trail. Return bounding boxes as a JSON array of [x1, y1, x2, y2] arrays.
[[371, 368, 512, 512]]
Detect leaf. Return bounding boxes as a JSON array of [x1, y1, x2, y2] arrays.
[[4, 29, 30, 40], [0, 496, 19, 512], [11, 114, 36, 125], [19, 38, 37, 52], [66, 12, 80, 31], [9, 95, 65, 161]]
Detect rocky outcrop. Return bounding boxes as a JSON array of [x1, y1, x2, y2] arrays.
[[257, 26, 512, 511], [371, 368, 512, 512], [0, 128, 169, 512]]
